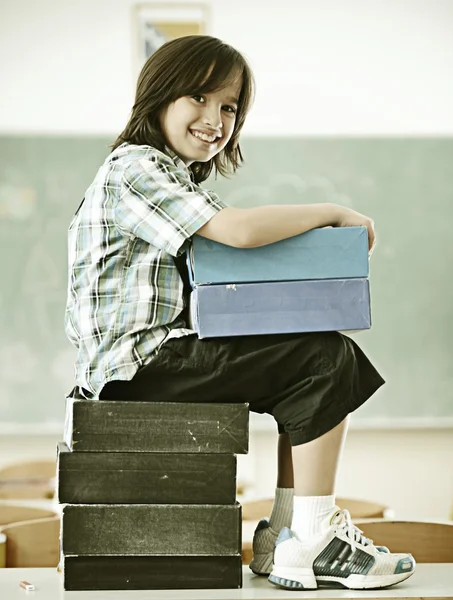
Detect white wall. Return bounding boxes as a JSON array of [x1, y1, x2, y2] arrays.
[[1, 0, 452, 520], [1, 0, 453, 135]]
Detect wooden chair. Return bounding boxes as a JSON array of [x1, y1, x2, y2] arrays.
[[0, 461, 56, 479], [241, 496, 391, 521], [0, 504, 57, 527], [354, 519, 453, 563], [0, 533, 5, 568], [0, 461, 56, 500], [0, 516, 60, 567], [337, 497, 393, 519], [241, 496, 392, 564]]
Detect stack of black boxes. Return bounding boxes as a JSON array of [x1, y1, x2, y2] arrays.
[[57, 398, 249, 591]]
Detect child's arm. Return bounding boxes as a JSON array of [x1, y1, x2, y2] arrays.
[[115, 152, 374, 256], [197, 203, 375, 251]]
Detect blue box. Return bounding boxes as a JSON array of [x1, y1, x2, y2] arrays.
[[189, 279, 371, 339], [189, 227, 369, 285]]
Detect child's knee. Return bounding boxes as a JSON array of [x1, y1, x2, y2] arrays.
[[318, 331, 356, 371]]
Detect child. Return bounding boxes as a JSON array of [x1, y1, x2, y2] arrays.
[[65, 35, 414, 590]]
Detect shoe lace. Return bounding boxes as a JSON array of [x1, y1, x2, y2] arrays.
[[333, 509, 374, 551]]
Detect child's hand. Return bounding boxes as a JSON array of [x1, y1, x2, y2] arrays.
[[335, 206, 376, 254]]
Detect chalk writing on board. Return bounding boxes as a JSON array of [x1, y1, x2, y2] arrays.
[[44, 172, 83, 206], [0, 382, 12, 414], [269, 173, 309, 194], [0, 340, 39, 383], [381, 245, 396, 259], [358, 176, 376, 189], [0, 293, 3, 333], [0, 183, 36, 220], [33, 292, 66, 343], [13, 304, 28, 337], [19, 243, 64, 343], [223, 172, 355, 208], [51, 347, 77, 390], [15, 212, 47, 241], [44, 216, 65, 237], [21, 242, 60, 293]]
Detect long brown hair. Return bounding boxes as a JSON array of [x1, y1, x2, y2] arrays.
[[112, 35, 255, 183]]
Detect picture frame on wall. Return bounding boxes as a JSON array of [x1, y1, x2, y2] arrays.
[[133, 3, 210, 71]]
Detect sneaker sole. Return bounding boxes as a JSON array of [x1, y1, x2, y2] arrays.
[[316, 570, 415, 589], [268, 567, 317, 589], [269, 567, 415, 590], [249, 552, 273, 576]]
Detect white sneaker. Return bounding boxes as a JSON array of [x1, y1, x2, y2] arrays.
[[249, 512, 389, 577], [269, 508, 415, 590]]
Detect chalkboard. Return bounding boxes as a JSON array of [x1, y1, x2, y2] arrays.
[[1, 136, 452, 431]]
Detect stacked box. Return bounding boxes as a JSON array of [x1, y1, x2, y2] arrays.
[[57, 398, 249, 591], [187, 226, 371, 338]]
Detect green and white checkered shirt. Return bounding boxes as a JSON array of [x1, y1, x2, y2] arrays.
[[65, 142, 226, 398]]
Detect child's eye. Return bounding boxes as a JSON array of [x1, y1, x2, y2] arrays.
[[192, 95, 205, 103], [222, 105, 237, 114]]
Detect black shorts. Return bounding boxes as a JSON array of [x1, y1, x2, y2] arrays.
[[99, 331, 384, 446]]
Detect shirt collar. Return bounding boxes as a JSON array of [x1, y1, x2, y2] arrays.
[[164, 146, 191, 174]]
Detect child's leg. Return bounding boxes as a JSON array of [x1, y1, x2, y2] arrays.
[[290, 416, 349, 539], [250, 433, 293, 575], [271, 413, 415, 590], [292, 415, 348, 496], [267, 433, 294, 530], [277, 432, 293, 489], [270, 416, 347, 537], [252, 419, 348, 574]]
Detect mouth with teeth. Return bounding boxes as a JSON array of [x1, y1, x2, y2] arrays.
[[189, 129, 221, 145]]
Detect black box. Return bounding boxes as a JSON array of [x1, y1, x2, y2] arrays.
[[63, 555, 242, 591], [64, 399, 249, 454], [57, 442, 237, 504], [62, 504, 242, 556]]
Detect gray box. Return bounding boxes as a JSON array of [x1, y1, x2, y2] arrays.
[[62, 504, 242, 556], [190, 278, 371, 339], [189, 226, 369, 284], [57, 442, 237, 504], [64, 399, 249, 454], [63, 555, 242, 591]]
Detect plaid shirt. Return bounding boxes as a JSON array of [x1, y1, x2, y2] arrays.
[[65, 143, 226, 398]]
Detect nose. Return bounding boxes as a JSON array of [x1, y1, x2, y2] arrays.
[[203, 106, 223, 130]]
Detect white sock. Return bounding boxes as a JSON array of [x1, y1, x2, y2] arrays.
[[291, 494, 336, 541], [268, 487, 294, 531]]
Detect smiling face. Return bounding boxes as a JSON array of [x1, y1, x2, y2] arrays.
[[160, 77, 242, 166]]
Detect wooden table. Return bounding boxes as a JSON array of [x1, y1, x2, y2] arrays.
[[1, 564, 452, 599]]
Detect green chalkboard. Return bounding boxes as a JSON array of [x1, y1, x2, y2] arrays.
[[0, 136, 452, 430]]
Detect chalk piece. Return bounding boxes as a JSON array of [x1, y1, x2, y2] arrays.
[[19, 581, 35, 591]]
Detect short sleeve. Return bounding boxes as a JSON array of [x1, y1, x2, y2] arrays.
[[115, 152, 227, 257]]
